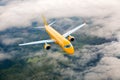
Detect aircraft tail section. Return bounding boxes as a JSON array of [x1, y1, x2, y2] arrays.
[[42, 15, 48, 26]]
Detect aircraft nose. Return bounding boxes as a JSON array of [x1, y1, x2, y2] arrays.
[[67, 47, 74, 55]]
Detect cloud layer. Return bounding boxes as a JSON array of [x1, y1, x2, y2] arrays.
[[0, 0, 120, 80], [0, 0, 120, 39], [84, 57, 120, 80], [0, 53, 11, 61]]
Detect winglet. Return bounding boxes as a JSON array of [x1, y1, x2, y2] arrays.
[[42, 15, 48, 26]]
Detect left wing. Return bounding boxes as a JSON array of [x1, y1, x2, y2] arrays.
[[19, 39, 55, 46], [63, 23, 86, 37]]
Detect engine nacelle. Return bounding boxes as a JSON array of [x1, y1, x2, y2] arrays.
[[68, 35, 75, 42], [44, 43, 51, 50]]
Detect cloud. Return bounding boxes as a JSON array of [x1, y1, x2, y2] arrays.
[[95, 41, 120, 57], [0, 0, 120, 79], [23, 40, 120, 79], [1, 38, 23, 45], [76, 41, 120, 80], [0, 53, 11, 61], [0, 0, 120, 40], [84, 57, 120, 80], [0, 0, 12, 5], [0, 34, 23, 45]]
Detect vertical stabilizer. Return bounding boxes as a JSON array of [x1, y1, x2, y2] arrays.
[[42, 15, 48, 26]]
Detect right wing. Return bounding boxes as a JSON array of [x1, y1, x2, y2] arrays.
[[19, 39, 55, 46], [63, 23, 86, 37]]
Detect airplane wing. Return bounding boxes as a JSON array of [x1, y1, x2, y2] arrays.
[[19, 39, 55, 46], [63, 23, 86, 37]]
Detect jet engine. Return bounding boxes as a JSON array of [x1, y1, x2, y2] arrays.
[[44, 43, 51, 50], [67, 35, 75, 42]]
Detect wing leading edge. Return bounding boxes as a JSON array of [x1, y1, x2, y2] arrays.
[[63, 23, 86, 37], [19, 39, 55, 46]]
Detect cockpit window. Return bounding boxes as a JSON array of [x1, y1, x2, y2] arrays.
[[64, 44, 71, 48]]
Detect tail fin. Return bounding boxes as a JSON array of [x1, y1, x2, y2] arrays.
[[42, 15, 48, 26]]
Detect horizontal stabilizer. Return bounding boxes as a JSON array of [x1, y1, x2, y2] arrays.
[[48, 21, 56, 26], [33, 26, 45, 29], [33, 21, 56, 29]]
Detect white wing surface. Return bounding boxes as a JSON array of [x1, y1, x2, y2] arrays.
[[63, 23, 86, 37], [19, 39, 55, 46]]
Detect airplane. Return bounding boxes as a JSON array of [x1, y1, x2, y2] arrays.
[[19, 16, 86, 55]]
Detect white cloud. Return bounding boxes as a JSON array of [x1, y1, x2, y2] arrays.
[[0, 34, 23, 45], [0, 53, 11, 61], [1, 38, 23, 45], [0, 0, 120, 40], [84, 57, 120, 80], [93, 41, 120, 57], [0, 0, 120, 79]]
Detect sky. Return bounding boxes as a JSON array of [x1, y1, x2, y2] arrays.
[[0, 0, 120, 79]]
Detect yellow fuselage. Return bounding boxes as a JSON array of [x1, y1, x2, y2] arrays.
[[45, 25, 74, 55]]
